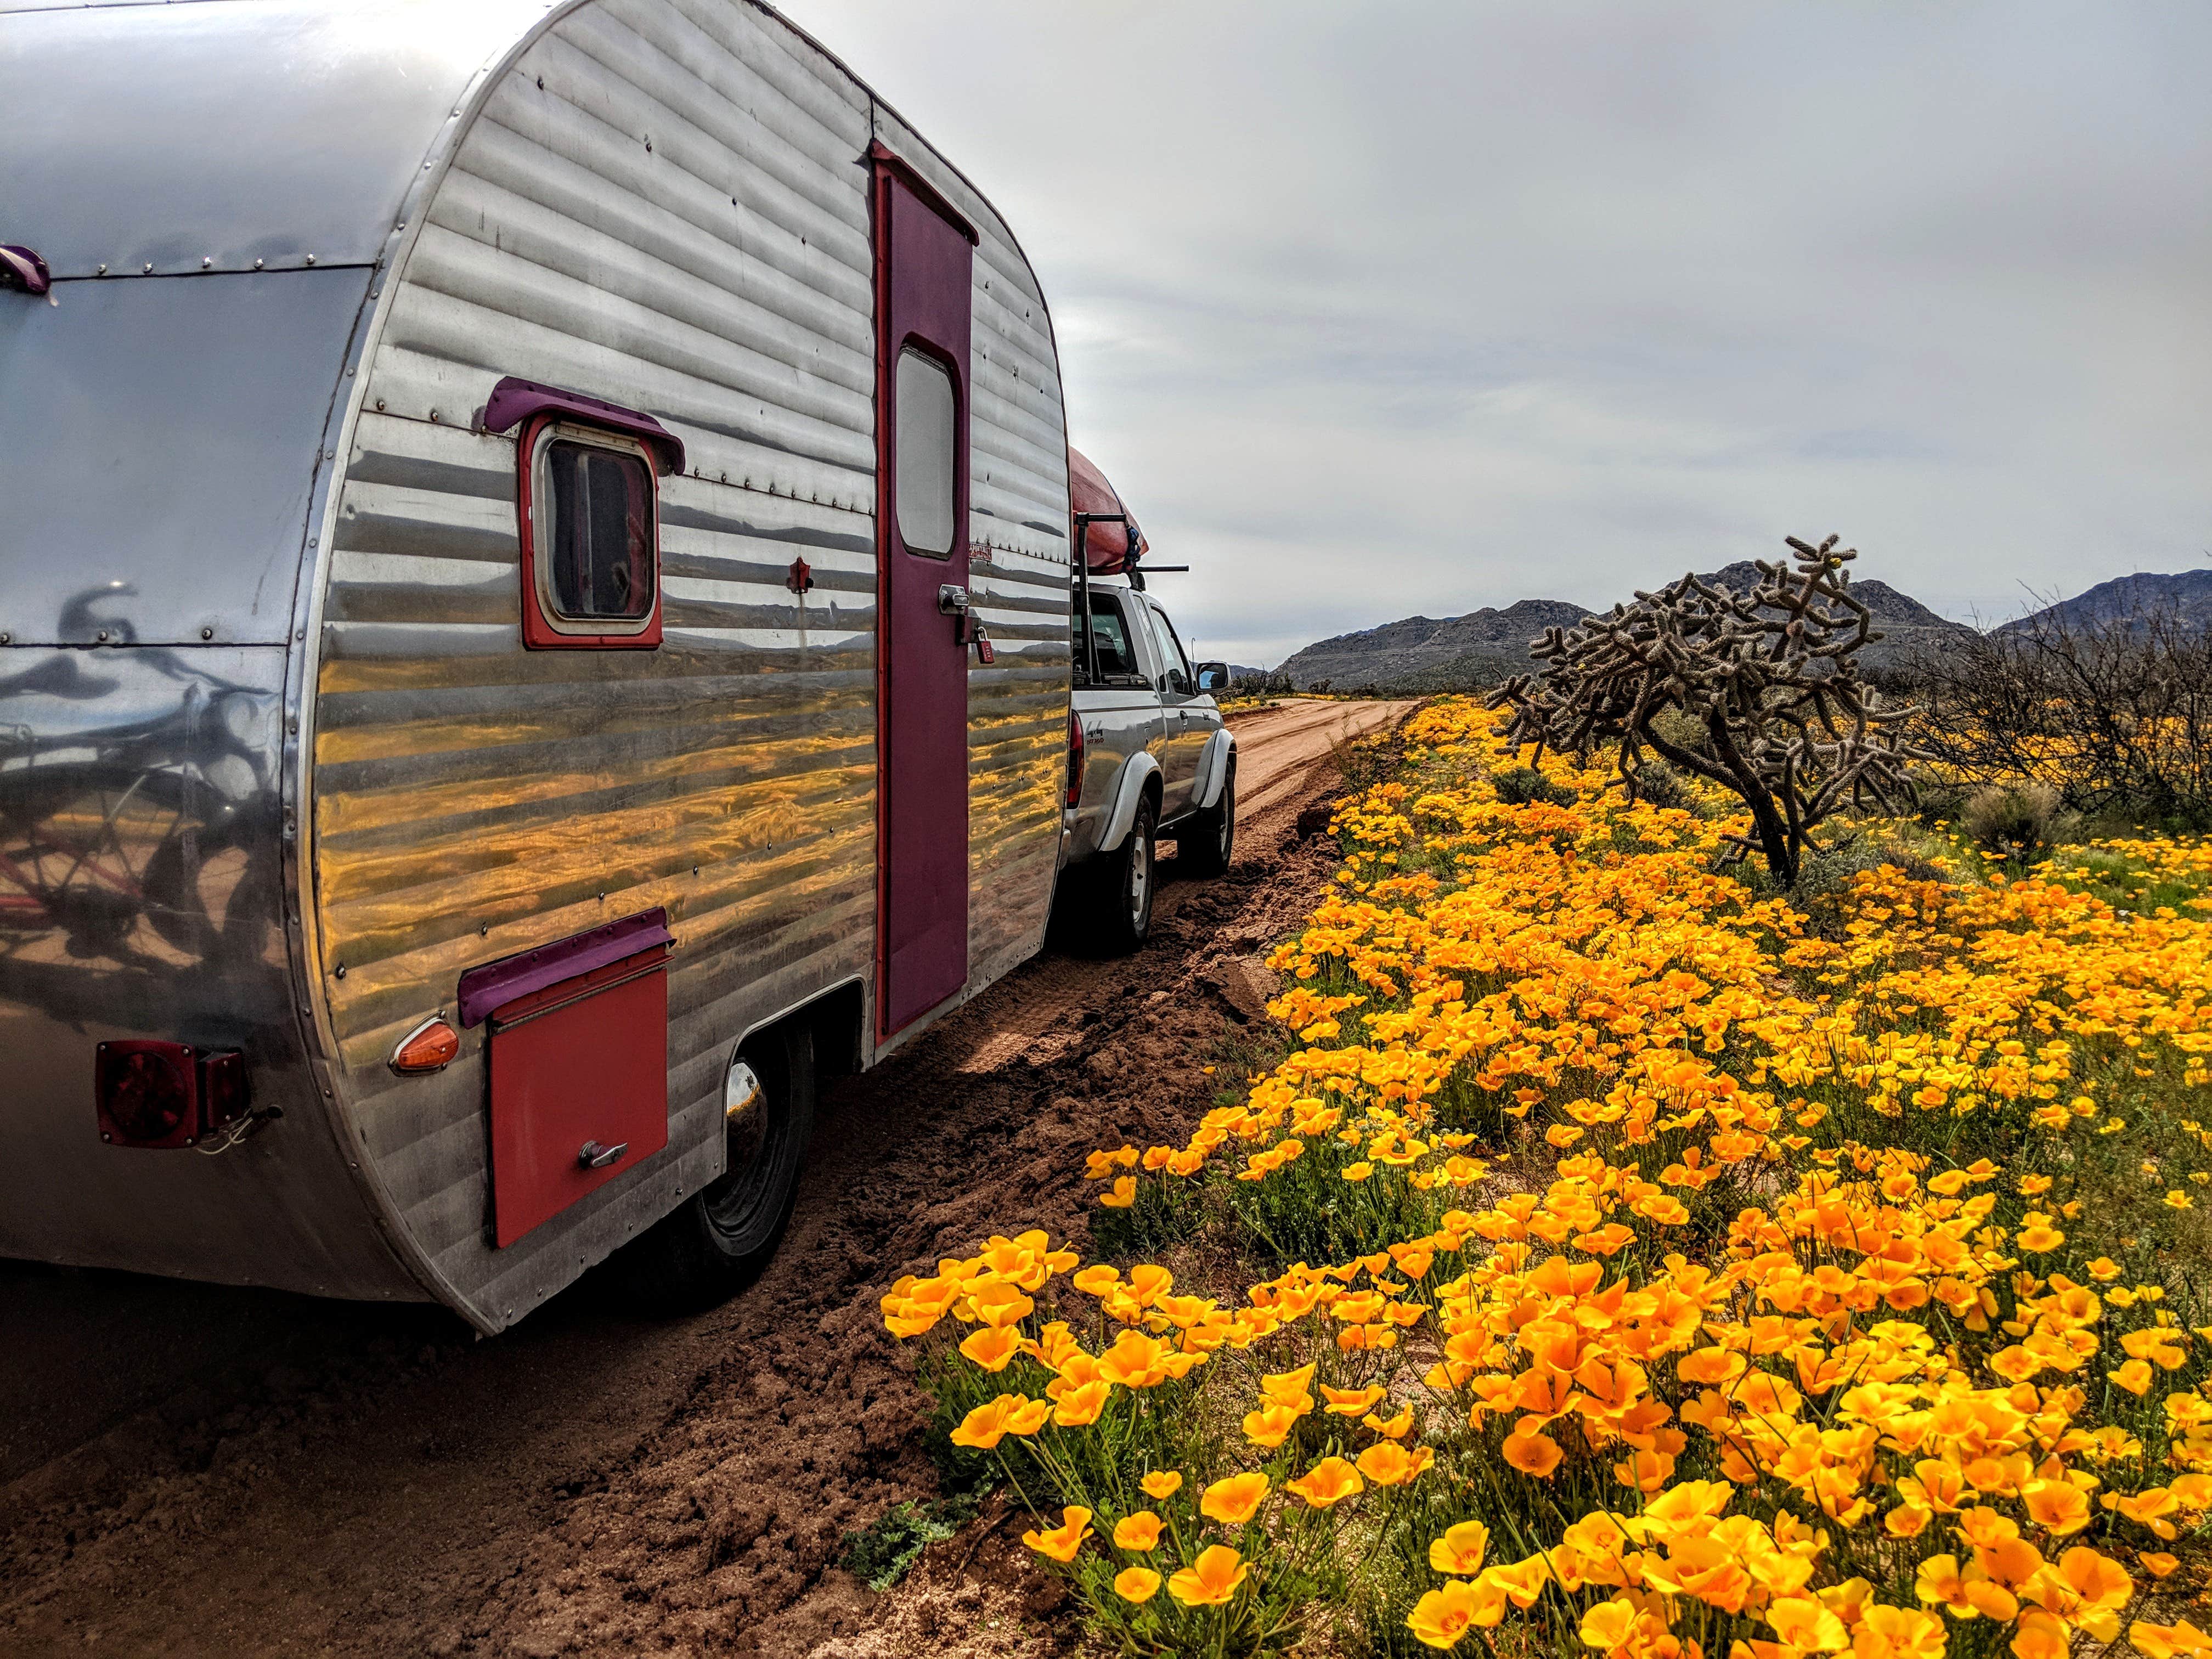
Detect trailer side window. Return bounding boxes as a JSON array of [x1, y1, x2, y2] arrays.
[[521, 422, 662, 649], [895, 347, 957, 557]]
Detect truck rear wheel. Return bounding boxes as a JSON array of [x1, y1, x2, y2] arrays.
[[629, 1020, 815, 1308], [1090, 794, 1158, 954], [1178, 763, 1236, 878]]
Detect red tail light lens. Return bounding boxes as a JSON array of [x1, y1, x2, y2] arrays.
[[95, 1041, 249, 1148], [98, 1045, 193, 1146], [1065, 708, 1085, 809]]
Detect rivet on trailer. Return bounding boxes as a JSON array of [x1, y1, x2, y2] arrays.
[[0, 0, 1092, 1333]]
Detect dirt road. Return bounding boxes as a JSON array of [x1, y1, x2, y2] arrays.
[[0, 698, 1411, 1658]]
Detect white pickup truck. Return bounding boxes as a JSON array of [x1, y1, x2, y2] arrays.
[[1056, 575, 1234, 951]]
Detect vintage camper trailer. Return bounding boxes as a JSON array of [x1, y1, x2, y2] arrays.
[[0, 0, 1082, 1331]]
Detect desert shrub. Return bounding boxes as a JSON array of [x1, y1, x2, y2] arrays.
[[1962, 781, 2063, 866], [1622, 759, 1694, 812], [1646, 706, 1712, 760], [1909, 604, 2212, 827], [1768, 823, 1960, 939], [1488, 765, 1571, 806]]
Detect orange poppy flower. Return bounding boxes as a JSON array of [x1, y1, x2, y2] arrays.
[[1502, 1430, 1563, 1478], [1020, 1505, 1091, 1564], [1428, 1520, 1489, 1576], [1113, 1567, 1161, 1603], [1284, 1457, 1364, 1509], [958, 1325, 1024, 1372], [1200, 1472, 1269, 1525], [1167, 1544, 1249, 1607], [1112, 1510, 1164, 1551]]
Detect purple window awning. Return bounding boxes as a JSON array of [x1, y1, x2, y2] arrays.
[[482, 376, 686, 477]]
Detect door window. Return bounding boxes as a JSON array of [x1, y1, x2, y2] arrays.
[[895, 347, 957, 556]]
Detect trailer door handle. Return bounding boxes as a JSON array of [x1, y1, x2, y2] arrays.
[[578, 1139, 628, 1169]]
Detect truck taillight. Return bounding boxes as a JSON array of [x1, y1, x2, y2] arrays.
[[95, 1041, 249, 1149], [1066, 709, 1085, 809]]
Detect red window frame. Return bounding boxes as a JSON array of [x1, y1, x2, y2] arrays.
[[516, 415, 664, 651]]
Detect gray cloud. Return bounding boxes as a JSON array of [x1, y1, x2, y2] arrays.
[[780, 0, 2212, 665]]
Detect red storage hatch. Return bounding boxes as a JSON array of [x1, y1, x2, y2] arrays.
[[458, 911, 673, 1249]]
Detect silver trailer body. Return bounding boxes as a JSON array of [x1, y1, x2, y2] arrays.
[[0, 0, 1073, 1331]]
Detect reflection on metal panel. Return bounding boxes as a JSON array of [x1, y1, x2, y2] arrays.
[[0, 0, 551, 278], [316, 2, 900, 1330], [0, 646, 415, 1298], [292, 0, 1073, 1330], [0, 269, 373, 646]]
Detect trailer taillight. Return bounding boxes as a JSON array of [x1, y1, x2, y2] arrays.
[[1065, 709, 1085, 809], [95, 1040, 248, 1149]]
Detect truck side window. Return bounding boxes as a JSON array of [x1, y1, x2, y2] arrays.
[[1076, 591, 1143, 681], [1144, 605, 1192, 696]]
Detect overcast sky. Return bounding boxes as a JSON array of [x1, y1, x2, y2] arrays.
[[781, 1, 2212, 667]]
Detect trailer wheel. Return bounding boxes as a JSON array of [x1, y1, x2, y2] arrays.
[[1177, 762, 1236, 878], [630, 1020, 815, 1308], [1090, 794, 1158, 954]]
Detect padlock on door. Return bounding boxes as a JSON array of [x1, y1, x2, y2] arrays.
[[960, 611, 995, 665]]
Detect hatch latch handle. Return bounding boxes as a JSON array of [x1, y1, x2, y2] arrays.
[[578, 1139, 629, 1170]]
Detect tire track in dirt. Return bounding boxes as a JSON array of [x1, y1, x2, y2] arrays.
[[0, 701, 1412, 1658]]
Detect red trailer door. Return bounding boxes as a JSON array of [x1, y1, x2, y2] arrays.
[[872, 147, 976, 1036]]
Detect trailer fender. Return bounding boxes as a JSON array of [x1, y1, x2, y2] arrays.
[[1099, 751, 1162, 853], [1192, 727, 1237, 810]]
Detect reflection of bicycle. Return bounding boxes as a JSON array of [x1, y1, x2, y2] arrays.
[[0, 667, 275, 972]]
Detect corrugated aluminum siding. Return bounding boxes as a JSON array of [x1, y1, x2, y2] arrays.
[[308, 0, 1071, 1328]]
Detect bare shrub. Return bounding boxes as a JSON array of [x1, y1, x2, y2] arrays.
[[1489, 535, 1925, 884], [1907, 606, 2212, 828], [1962, 782, 2063, 866]]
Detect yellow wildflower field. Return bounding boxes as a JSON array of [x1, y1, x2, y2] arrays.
[[884, 698, 2212, 1658]]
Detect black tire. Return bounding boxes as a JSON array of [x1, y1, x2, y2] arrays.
[[629, 1019, 815, 1309], [1090, 793, 1158, 954], [1177, 762, 1236, 878]]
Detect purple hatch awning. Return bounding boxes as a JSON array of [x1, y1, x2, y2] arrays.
[[456, 908, 673, 1028]]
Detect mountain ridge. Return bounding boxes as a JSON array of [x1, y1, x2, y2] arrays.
[[1262, 566, 2210, 692]]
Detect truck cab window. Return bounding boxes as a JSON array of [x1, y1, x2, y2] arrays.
[[1075, 591, 1145, 683]]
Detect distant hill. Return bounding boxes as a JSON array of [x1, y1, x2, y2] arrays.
[[1270, 565, 1967, 692], [1274, 600, 1586, 691], [1997, 569, 2212, 637]]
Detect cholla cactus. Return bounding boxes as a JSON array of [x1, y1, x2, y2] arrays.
[[1488, 535, 1925, 885]]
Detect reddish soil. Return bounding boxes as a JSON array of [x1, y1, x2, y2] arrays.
[[0, 699, 1412, 1659]]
